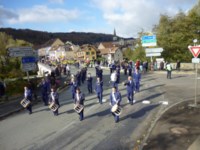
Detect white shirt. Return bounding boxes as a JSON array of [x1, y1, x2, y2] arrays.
[[112, 92, 117, 103]]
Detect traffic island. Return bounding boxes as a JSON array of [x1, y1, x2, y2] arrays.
[[142, 100, 200, 150]]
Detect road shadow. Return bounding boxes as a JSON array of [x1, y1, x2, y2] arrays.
[[120, 104, 160, 122], [33, 107, 50, 113], [140, 84, 165, 92], [171, 75, 187, 79], [84, 108, 110, 119]]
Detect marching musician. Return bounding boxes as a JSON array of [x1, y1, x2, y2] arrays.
[[95, 77, 103, 104], [24, 86, 32, 114], [110, 70, 118, 89], [49, 87, 60, 116], [74, 87, 85, 121], [69, 78, 78, 100], [133, 68, 141, 92], [116, 64, 120, 84], [124, 76, 135, 105], [38, 78, 49, 106], [110, 86, 121, 123], [86, 73, 93, 94]]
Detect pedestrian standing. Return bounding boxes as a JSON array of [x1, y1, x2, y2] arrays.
[[133, 69, 141, 92], [166, 62, 172, 79], [124, 76, 135, 105], [95, 77, 103, 104]]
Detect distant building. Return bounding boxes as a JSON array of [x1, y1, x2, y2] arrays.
[[98, 42, 123, 63], [76, 44, 97, 61]]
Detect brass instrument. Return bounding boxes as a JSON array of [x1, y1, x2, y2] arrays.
[[49, 103, 59, 112], [111, 104, 122, 116], [20, 99, 31, 108], [74, 104, 84, 113]]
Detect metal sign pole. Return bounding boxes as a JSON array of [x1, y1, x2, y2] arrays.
[[27, 71, 30, 82], [195, 63, 197, 106]]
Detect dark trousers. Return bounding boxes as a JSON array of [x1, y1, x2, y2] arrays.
[[27, 104, 32, 114], [128, 70, 132, 76], [42, 93, 48, 105], [77, 80, 81, 86], [167, 71, 172, 79], [79, 109, 84, 121], [110, 68, 112, 74], [124, 69, 127, 75], [127, 91, 134, 104], [72, 92, 75, 100], [87, 85, 93, 93], [112, 112, 119, 123], [97, 92, 103, 104], [135, 82, 140, 92]]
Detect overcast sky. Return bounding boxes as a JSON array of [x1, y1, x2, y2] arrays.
[[0, 0, 198, 37]]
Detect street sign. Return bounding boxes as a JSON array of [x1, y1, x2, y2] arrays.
[[188, 46, 200, 58], [192, 58, 200, 64], [8, 47, 34, 57], [145, 48, 163, 53], [142, 35, 157, 47], [22, 63, 37, 72], [146, 53, 161, 57], [22, 57, 37, 64]]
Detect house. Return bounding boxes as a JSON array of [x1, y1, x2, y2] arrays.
[[38, 38, 64, 57], [76, 44, 97, 61], [98, 42, 123, 63]]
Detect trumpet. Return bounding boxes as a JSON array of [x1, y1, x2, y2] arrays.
[[74, 104, 84, 113], [20, 98, 31, 108], [111, 104, 122, 116], [49, 103, 59, 112]]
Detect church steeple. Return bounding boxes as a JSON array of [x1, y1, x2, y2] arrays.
[[113, 28, 116, 36], [113, 28, 117, 41]]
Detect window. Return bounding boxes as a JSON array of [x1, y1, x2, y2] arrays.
[[86, 52, 90, 55], [91, 52, 95, 55]]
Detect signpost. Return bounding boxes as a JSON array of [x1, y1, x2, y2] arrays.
[[145, 47, 163, 62], [8, 47, 34, 57], [142, 35, 157, 47], [8, 46, 37, 81], [188, 45, 200, 108]]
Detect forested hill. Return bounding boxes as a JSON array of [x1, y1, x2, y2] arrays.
[[0, 28, 115, 46]]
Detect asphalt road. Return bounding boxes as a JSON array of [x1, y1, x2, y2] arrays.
[[0, 69, 199, 150]]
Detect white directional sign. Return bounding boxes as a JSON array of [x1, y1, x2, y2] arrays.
[[192, 58, 200, 64], [146, 53, 161, 57], [145, 48, 163, 53], [22, 63, 37, 72], [8, 47, 34, 57]]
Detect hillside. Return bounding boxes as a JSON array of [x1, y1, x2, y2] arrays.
[[0, 28, 116, 47]]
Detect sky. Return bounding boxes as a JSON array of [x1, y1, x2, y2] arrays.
[[0, 0, 198, 37]]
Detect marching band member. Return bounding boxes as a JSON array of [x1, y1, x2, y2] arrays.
[[116, 65, 121, 84], [110, 70, 118, 89], [74, 87, 85, 121], [110, 86, 121, 123], [87, 73, 93, 94], [95, 77, 103, 104], [49, 87, 60, 116], [124, 76, 135, 105], [24, 86, 32, 114], [133, 68, 141, 92], [38, 78, 49, 106], [69, 78, 78, 100]]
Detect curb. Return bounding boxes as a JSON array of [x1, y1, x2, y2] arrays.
[[140, 99, 193, 149]]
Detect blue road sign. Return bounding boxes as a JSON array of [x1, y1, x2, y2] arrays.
[[22, 56, 37, 64]]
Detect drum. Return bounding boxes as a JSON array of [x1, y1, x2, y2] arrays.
[[49, 103, 59, 112], [20, 99, 31, 108], [74, 104, 84, 113], [111, 104, 122, 116]]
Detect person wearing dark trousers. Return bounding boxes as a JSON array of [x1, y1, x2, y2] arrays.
[[38, 78, 49, 106], [128, 64, 132, 76], [95, 77, 103, 104], [166, 62, 172, 79], [69, 78, 78, 100], [133, 69, 141, 92], [86, 73, 93, 94], [124, 76, 135, 105], [110, 86, 122, 123], [24, 86, 32, 114], [74, 88, 85, 121], [49, 87, 60, 116], [76, 71, 81, 86]]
